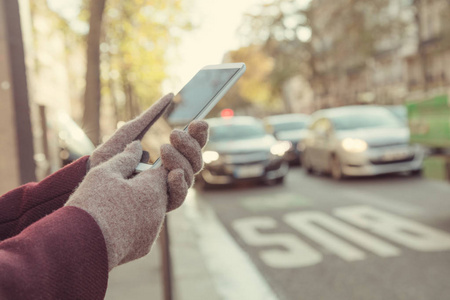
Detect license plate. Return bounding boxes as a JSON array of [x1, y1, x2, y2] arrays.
[[234, 165, 264, 178], [381, 149, 412, 161]]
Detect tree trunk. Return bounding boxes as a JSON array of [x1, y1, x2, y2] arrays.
[[83, 0, 106, 146], [414, 0, 428, 92]]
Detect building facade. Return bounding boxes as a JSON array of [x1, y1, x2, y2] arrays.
[[308, 0, 450, 109]]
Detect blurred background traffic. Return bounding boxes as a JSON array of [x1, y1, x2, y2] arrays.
[[2, 0, 449, 189], [2, 0, 450, 299]]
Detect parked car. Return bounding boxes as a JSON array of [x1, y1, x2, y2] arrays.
[[264, 113, 310, 165], [301, 105, 424, 180], [196, 116, 290, 189], [47, 111, 95, 166]]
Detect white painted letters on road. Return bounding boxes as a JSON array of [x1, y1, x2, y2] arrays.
[[335, 205, 450, 252], [284, 211, 401, 261], [232, 217, 322, 268], [232, 205, 450, 269]]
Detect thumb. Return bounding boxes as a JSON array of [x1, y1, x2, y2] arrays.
[[103, 141, 143, 178]]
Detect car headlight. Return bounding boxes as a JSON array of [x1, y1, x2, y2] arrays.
[[203, 151, 220, 164], [341, 138, 368, 152], [297, 141, 305, 152], [270, 141, 292, 156]]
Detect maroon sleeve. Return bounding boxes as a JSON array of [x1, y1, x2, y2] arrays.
[[0, 156, 89, 241], [0, 206, 108, 299]]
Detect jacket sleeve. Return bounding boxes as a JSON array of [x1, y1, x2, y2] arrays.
[[0, 156, 89, 241], [0, 206, 108, 300]]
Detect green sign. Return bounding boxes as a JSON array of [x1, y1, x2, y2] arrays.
[[406, 93, 450, 148]]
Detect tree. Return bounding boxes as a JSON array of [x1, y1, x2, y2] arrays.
[[30, 0, 192, 145], [101, 0, 192, 126], [239, 0, 408, 108], [214, 45, 275, 116], [83, 0, 106, 146], [239, 0, 310, 111]]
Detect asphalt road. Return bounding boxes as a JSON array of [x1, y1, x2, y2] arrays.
[[193, 167, 450, 300]]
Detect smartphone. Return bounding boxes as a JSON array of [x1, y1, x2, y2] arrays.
[[136, 62, 246, 172]]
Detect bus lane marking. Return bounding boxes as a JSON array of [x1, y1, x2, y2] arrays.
[[335, 205, 450, 252], [284, 210, 401, 260], [232, 217, 323, 269], [231, 205, 450, 269]]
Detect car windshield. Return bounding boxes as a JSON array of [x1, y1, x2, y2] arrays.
[[386, 106, 407, 123], [330, 109, 403, 130], [272, 121, 307, 132], [210, 123, 267, 141]]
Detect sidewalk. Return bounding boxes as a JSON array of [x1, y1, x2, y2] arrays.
[[104, 197, 221, 300], [104, 190, 278, 300]]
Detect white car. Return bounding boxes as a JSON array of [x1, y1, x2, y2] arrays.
[[301, 105, 424, 180]]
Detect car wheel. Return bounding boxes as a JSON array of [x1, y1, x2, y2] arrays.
[[276, 176, 285, 184], [410, 169, 422, 177], [330, 155, 344, 180], [263, 177, 283, 186]]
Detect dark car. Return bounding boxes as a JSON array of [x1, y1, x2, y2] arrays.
[[264, 113, 310, 165], [196, 116, 290, 189]]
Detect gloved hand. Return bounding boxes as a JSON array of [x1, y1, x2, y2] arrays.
[[87, 93, 174, 170], [65, 121, 209, 271]]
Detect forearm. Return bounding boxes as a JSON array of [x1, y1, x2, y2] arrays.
[[0, 156, 89, 240], [0, 206, 108, 299]]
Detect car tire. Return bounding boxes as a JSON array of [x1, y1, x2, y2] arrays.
[[263, 176, 283, 186], [276, 176, 285, 184], [330, 155, 344, 180], [410, 169, 422, 177]]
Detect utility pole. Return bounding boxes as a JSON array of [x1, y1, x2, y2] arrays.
[[159, 218, 173, 300], [0, 0, 36, 194]]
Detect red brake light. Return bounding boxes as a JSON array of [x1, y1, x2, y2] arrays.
[[221, 108, 234, 119]]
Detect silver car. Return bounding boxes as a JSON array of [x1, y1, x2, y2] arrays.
[[196, 116, 290, 189], [301, 105, 424, 180]]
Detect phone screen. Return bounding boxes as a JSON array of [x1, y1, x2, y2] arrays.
[[141, 67, 241, 163]]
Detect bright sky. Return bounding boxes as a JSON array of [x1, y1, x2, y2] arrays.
[[47, 0, 259, 93], [164, 0, 259, 92]]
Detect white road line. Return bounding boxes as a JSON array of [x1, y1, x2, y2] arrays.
[[343, 190, 425, 217], [184, 190, 279, 300]]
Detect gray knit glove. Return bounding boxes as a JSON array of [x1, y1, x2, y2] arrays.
[[65, 121, 208, 270], [88, 93, 174, 170]]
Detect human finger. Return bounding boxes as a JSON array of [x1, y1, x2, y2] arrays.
[[169, 129, 203, 173], [160, 144, 194, 186], [187, 120, 209, 148], [102, 141, 143, 178], [90, 94, 173, 166], [166, 169, 189, 212]]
